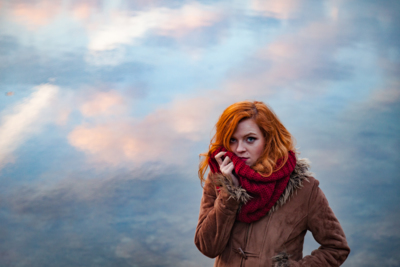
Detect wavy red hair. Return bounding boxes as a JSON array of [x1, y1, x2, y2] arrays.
[[198, 101, 295, 186]]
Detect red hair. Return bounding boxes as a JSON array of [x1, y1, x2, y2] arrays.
[[198, 101, 295, 185]]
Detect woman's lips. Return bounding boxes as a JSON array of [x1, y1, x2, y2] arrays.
[[239, 157, 249, 162]]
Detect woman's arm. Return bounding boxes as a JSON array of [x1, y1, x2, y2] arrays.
[[194, 178, 240, 258], [282, 181, 350, 267]]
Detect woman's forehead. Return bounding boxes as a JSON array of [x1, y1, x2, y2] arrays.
[[233, 119, 262, 135]]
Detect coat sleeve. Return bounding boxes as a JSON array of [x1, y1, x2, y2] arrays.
[[290, 180, 350, 267], [194, 178, 240, 258]]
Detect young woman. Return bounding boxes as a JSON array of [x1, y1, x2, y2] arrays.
[[194, 101, 350, 267]]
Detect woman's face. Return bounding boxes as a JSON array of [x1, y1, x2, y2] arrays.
[[229, 118, 266, 166]]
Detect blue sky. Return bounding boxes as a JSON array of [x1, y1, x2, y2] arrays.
[[0, 0, 399, 266]]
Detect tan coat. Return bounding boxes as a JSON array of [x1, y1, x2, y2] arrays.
[[194, 159, 350, 267]]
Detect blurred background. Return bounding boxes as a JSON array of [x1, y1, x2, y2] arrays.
[[0, 0, 399, 266]]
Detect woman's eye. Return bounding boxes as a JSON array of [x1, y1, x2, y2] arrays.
[[230, 138, 236, 143], [247, 137, 256, 142]]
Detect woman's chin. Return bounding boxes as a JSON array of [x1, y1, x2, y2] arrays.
[[244, 160, 253, 166]]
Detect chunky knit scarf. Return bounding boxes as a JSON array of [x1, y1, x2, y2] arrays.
[[209, 147, 296, 223]]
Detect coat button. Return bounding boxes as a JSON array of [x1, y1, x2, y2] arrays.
[[237, 247, 247, 259]]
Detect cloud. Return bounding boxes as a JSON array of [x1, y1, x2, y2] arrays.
[[68, 123, 137, 166], [226, 0, 400, 98], [363, 81, 400, 109], [87, 3, 223, 51], [8, 0, 101, 28], [67, 83, 278, 169], [343, 213, 400, 266], [223, 18, 359, 98], [155, 3, 224, 37], [361, 54, 400, 110], [71, 2, 97, 20], [67, 94, 227, 167], [346, 251, 399, 267], [261, 22, 348, 79], [250, 0, 301, 19], [0, 84, 58, 169], [11, 0, 62, 27], [79, 90, 125, 117], [72, 0, 399, 171], [370, 215, 400, 240], [0, 170, 212, 266]]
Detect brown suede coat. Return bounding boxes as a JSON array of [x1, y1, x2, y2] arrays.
[[194, 159, 350, 267]]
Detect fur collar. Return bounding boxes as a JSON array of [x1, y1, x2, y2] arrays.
[[267, 157, 312, 215], [210, 157, 312, 215]]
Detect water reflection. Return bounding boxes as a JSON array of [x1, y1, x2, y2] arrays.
[[1, 0, 399, 266]]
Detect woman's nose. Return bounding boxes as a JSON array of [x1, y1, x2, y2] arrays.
[[236, 142, 246, 152]]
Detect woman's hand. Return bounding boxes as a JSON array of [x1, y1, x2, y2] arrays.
[[215, 152, 239, 187]]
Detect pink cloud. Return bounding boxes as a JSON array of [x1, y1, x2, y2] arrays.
[[67, 93, 237, 168], [9, 0, 101, 29], [12, 0, 62, 28], [71, 2, 97, 20], [79, 91, 125, 117], [223, 21, 345, 97], [156, 3, 223, 37], [250, 0, 301, 19]]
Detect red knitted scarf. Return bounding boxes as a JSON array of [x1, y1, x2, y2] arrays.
[[209, 147, 296, 223]]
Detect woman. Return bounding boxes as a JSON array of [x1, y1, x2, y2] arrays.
[[194, 101, 350, 267]]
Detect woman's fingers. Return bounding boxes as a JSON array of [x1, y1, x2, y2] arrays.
[[215, 152, 238, 186], [220, 162, 233, 175], [222, 155, 231, 166], [225, 162, 234, 173], [221, 162, 239, 187], [215, 152, 226, 165]]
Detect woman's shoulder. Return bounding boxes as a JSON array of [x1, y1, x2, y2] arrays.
[[303, 176, 319, 188], [300, 176, 320, 200], [286, 157, 317, 192]]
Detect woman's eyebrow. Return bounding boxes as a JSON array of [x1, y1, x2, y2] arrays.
[[243, 132, 257, 137], [232, 132, 257, 138]]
